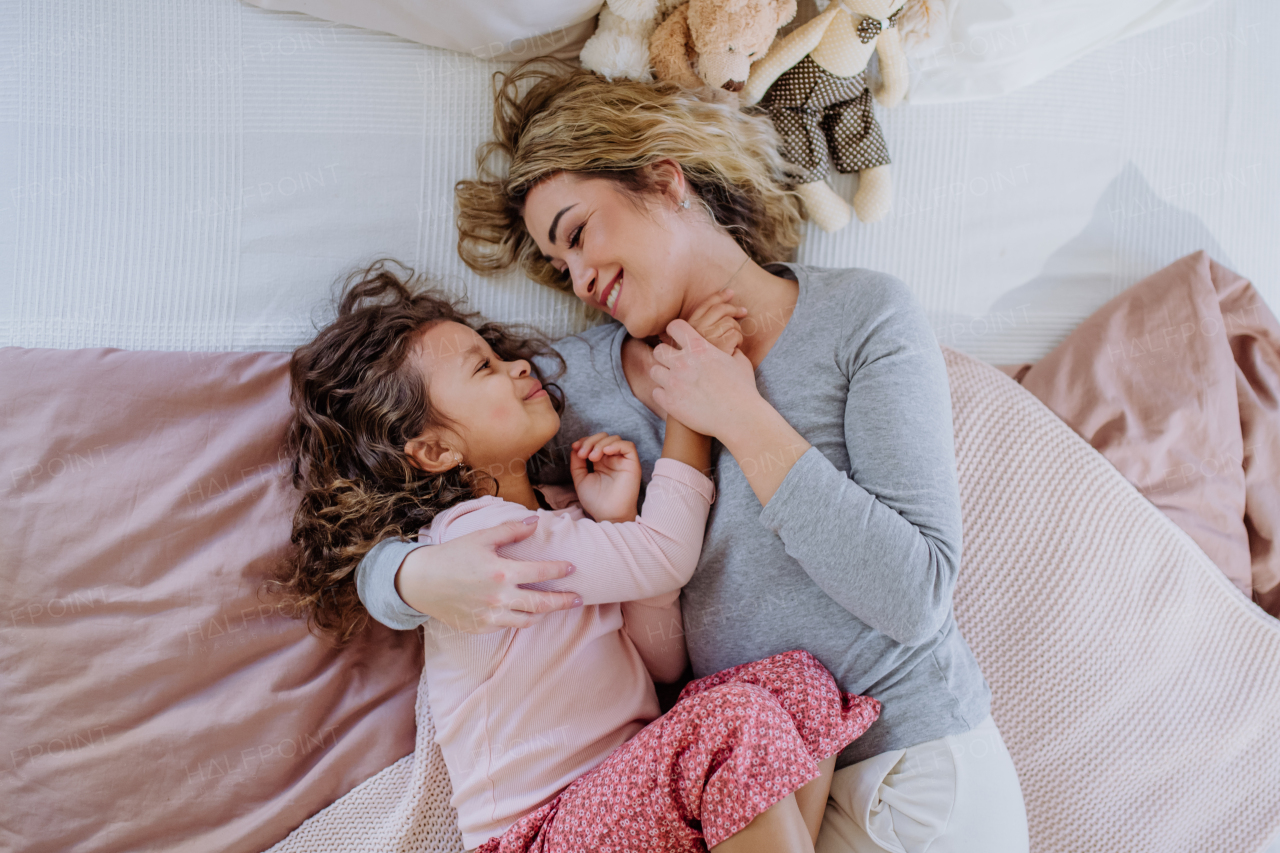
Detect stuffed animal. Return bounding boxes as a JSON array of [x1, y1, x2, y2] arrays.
[[742, 0, 911, 230], [580, 0, 684, 81], [649, 0, 797, 98]]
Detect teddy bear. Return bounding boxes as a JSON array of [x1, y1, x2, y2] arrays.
[[742, 0, 911, 230], [580, 0, 685, 81], [648, 0, 797, 97]]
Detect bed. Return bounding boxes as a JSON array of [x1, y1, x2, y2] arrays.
[[3, 0, 1279, 850]]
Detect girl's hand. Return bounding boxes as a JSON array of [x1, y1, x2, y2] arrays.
[[649, 320, 763, 440], [569, 433, 642, 523], [659, 288, 748, 356]]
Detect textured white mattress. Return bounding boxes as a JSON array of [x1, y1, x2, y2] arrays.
[[0, 0, 1276, 367]]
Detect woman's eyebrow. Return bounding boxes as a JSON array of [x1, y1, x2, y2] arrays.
[[547, 204, 576, 245]]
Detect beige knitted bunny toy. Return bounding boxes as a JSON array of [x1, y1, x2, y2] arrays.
[[742, 0, 909, 230]]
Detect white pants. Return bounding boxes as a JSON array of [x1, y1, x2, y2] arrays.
[[815, 714, 1030, 853]]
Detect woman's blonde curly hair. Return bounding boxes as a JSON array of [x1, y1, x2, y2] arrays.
[[456, 58, 804, 293]]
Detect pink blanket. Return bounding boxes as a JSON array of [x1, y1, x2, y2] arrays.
[[994, 250, 1280, 618], [0, 349, 423, 853]]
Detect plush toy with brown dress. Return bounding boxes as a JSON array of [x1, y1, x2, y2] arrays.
[[743, 0, 910, 230]]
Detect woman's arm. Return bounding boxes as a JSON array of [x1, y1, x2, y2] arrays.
[[356, 522, 583, 633], [649, 320, 807, 508], [650, 281, 964, 646]]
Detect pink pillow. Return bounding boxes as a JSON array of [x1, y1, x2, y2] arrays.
[[0, 348, 422, 853], [996, 250, 1280, 612]]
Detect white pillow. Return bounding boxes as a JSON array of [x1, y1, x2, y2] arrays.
[[902, 0, 1216, 103], [239, 0, 602, 61]]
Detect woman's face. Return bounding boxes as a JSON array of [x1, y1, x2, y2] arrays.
[[523, 172, 693, 340]]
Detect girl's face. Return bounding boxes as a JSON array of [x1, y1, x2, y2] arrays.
[[523, 171, 694, 340], [404, 320, 559, 476]]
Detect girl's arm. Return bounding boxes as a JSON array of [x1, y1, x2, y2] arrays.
[[621, 593, 688, 684], [662, 414, 712, 483], [615, 413, 708, 682], [362, 436, 711, 633], [435, 457, 714, 606]]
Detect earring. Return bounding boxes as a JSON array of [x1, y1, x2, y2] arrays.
[[681, 198, 690, 209]]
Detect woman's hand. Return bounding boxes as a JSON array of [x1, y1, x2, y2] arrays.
[[652, 321, 813, 508], [649, 320, 763, 440], [658, 288, 748, 356], [569, 432, 642, 523], [395, 519, 582, 633]]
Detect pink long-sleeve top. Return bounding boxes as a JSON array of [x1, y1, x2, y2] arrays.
[[417, 457, 716, 848]]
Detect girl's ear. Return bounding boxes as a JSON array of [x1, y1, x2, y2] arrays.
[[405, 432, 462, 474]]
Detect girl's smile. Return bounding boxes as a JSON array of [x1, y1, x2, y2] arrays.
[[403, 320, 559, 484]]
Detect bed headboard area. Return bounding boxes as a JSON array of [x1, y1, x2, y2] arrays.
[[0, 0, 1273, 364]]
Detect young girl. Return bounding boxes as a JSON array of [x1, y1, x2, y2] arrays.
[[277, 260, 882, 853]]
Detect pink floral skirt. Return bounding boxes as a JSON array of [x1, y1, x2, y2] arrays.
[[475, 649, 881, 853]]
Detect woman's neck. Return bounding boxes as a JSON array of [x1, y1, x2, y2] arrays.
[[678, 245, 799, 369], [624, 248, 800, 422]]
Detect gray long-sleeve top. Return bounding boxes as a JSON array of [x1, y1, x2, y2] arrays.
[[356, 263, 992, 767]]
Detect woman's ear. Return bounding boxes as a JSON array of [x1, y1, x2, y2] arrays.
[[646, 158, 688, 210], [404, 431, 462, 474]]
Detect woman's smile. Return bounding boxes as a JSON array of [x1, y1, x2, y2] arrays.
[[602, 271, 623, 316], [524, 175, 686, 336]]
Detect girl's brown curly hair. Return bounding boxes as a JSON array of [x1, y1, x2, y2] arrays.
[[456, 57, 804, 297], [271, 258, 566, 646]]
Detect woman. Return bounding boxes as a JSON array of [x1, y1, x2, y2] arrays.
[[357, 61, 1030, 853]]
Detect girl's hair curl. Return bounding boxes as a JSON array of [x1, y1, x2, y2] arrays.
[[271, 258, 566, 645]]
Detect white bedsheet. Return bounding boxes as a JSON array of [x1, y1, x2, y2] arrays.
[[902, 0, 1217, 104], [0, 0, 1275, 368]]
